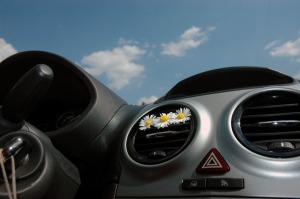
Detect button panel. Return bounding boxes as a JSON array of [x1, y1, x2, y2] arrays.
[[182, 179, 206, 190], [182, 178, 244, 190], [206, 178, 244, 189]]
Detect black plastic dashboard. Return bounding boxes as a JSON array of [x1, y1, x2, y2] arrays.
[[0, 51, 91, 132], [163, 66, 295, 100]]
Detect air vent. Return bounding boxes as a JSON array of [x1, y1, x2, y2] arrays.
[[232, 90, 300, 158], [126, 104, 196, 164]]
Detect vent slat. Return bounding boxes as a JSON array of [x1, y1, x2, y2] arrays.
[[244, 130, 300, 137], [135, 130, 190, 140], [136, 147, 181, 154], [135, 138, 187, 149], [245, 103, 300, 110], [241, 120, 300, 128], [242, 112, 300, 119]]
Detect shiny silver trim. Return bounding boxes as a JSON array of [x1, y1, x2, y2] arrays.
[[243, 120, 300, 128]]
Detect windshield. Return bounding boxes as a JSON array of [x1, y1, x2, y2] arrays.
[[1, 0, 299, 105]]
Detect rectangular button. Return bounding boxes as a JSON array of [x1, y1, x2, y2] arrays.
[[182, 179, 206, 190], [206, 178, 244, 189]]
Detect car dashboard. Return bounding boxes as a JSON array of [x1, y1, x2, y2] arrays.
[[118, 67, 300, 198], [0, 51, 300, 199]]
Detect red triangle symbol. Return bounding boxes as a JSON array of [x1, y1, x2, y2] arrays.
[[196, 148, 230, 174]]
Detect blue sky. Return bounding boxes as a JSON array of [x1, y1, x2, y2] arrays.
[[1, 0, 300, 104]]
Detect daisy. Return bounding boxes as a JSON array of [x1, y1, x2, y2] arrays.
[[174, 108, 191, 123], [155, 112, 176, 129], [139, 114, 157, 130]]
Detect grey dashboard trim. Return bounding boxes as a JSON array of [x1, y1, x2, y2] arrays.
[[117, 85, 300, 198]]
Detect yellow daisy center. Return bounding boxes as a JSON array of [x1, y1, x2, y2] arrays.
[[160, 115, 168, 122], [145, 119, 152, 126], [177, 113, 185, 119]]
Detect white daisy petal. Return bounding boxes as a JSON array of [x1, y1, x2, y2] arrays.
[[174, 108, 191, 123], [139, 114, 157, 130], [155, 112, 174, 129]]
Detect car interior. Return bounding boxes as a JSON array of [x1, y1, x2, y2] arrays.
[[0, 50, 300, 198]]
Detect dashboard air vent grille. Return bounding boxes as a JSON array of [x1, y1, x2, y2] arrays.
[[232, 90, 300, 157], [127, 104, 195, 164]]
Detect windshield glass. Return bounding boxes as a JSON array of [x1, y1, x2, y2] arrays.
[[1, 0, 299, 104]]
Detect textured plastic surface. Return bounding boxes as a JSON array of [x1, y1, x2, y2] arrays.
[[164, 67, 295, 100], [0, 51, 127, 161]]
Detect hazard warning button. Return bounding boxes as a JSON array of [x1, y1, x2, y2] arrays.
[[196, 148, 230, 174]]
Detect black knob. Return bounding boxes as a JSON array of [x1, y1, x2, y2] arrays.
[[267, 141, 295, 152], [1, 64, 53, 123]]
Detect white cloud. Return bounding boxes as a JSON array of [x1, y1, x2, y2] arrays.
[[0, 38, 17, 62], [161, 26, 216, 57], [265, 36, 300, 81], [81, 45, 145, 90], [137, 95, 158, 105], [266, 38, 300, 59], [175, 73, 182, 77], [264, 40, 279, 50], [118, 38, 139, 46]]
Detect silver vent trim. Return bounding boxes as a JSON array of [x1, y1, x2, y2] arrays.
[[126, 104, 196, 164], [232, 89, 300, 158]]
